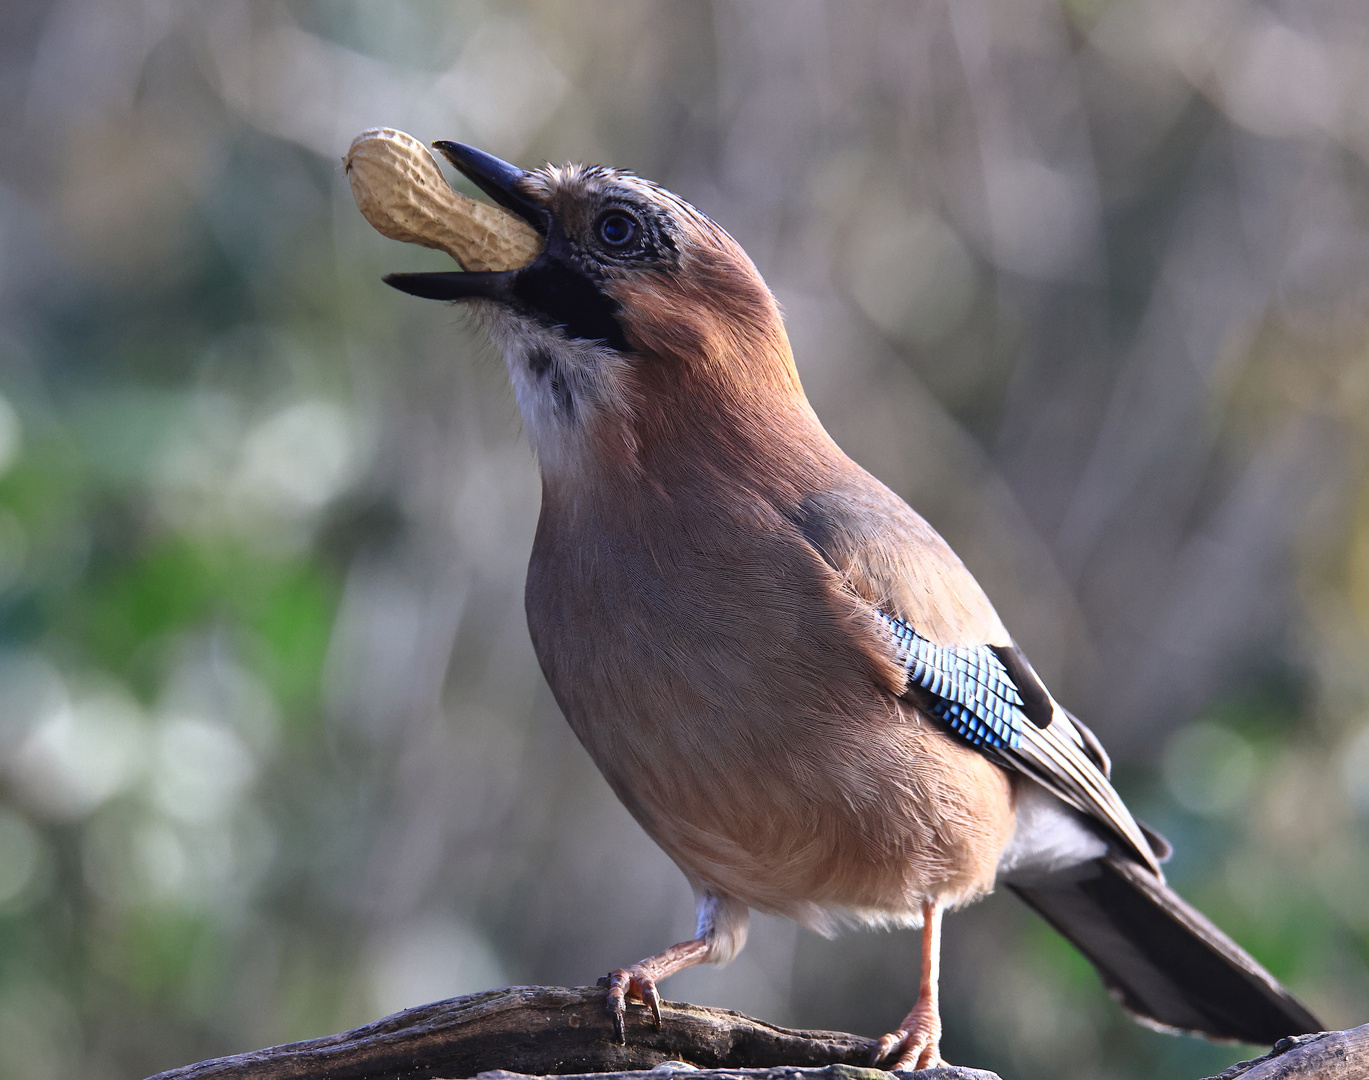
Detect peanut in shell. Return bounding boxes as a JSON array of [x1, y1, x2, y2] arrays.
[[345, 128, 541, 273]]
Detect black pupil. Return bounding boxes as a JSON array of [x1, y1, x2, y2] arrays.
[[599, 212, 636, 247]]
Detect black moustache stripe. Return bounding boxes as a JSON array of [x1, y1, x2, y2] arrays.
[[512, 261, 630, 353]]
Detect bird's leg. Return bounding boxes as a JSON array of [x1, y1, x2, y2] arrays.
[[872, 898, 946, 1071], [600, 892, 748, 1043], [601, 936, 711, 1041]]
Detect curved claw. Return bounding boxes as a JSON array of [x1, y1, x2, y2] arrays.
[[871, 1030, 902, 1067], [871, 1003, 943, 1071], [602, 965, 663, 1043]]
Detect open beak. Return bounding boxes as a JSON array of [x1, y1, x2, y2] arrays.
[[359, 133, 628, 349], [345, 129, 543, 300], [383, 142, 545, 303]]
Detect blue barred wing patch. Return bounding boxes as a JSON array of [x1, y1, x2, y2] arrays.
[[877, 611, 1025, 751]]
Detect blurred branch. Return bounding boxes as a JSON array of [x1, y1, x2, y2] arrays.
[[142, 986, 891, 1080], [1202, 1025, 1369, 1079], [140, 984, 1369, 1080]]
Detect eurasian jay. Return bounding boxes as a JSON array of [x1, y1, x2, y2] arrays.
[[380, 142, 1321, 1069]]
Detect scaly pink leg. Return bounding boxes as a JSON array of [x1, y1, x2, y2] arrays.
[[872, 899, 946, 1071], [601, 936, 712, 1042]]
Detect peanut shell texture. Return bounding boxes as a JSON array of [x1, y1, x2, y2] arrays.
[[345, 128, 542, 273]]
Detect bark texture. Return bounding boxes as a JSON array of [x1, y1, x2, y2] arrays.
[[1200, 1026, 1369, 1079], [143, 987, 897, 1080], [142, 985, 1367, 1080]]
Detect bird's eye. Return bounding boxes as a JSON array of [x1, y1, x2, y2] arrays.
[[596, 210, 640, 250]]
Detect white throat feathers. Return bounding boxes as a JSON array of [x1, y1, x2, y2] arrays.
[[477, 303, 637, 480]]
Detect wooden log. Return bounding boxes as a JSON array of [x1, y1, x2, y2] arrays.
[[1200, 1024, 1369, 1079], [473, 1067, 999, 1080], [143, 986, 993, 1080], [142, 984, 1367, 1080]]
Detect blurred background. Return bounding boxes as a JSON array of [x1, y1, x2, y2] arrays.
[[1, 1, 1367, 1077]]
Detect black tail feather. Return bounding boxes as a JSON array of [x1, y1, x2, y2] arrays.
[[1007, 855, 1321, 1045]]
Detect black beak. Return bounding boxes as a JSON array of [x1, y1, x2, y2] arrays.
[[433, 141, 546, 230], [382, 270, 514, 301], [384, 141, 547, 303]]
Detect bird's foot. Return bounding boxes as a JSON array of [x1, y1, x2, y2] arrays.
[[871, 998, 944, 1071], [599, 964, 663, 1043]]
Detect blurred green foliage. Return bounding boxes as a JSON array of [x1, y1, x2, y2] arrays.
[[79, 540, 338, 713]]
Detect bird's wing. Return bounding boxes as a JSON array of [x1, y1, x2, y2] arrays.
[[877, 610, 1160, 873], [793, 481, 1162, 875]]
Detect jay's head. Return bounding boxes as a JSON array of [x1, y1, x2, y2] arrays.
[[386, 143, 811, 479]]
